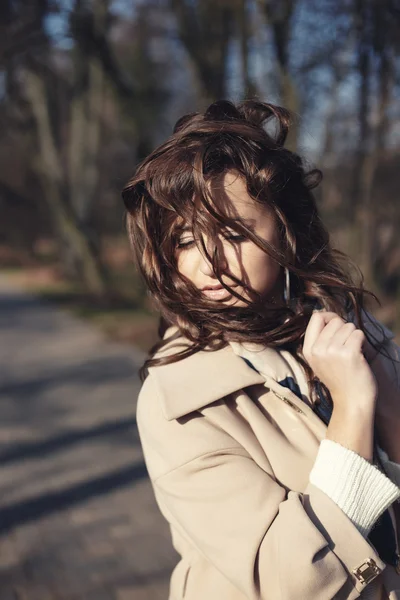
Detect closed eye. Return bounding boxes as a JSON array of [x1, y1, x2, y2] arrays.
[[177, 234, 247, 250], [176, 239, 195, 249], [225, 234, 247, 243]]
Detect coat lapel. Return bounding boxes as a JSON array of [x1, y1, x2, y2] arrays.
[[149, 339, 265, 420], [149, 326, 324, 435]]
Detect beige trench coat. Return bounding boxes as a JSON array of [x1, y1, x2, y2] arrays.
[[136, 320, 400, 600]]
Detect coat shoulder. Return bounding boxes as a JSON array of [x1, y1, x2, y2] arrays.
[[136, 371, 249, 482]]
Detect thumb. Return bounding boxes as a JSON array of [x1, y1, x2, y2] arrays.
[[303, 310, 342, 352]]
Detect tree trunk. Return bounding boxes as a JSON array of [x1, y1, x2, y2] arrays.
[[25, 68, 106, 297], [258, 0, 299, 150], [349, 0, 371, 227], [169, 0, 234, 105], [320, 55, 347, 217], [238, 0, 258, 98], [352, 0, 394, 287]]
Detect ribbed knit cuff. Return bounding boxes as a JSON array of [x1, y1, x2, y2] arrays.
[[309, 439, 400, 537], [376, 444, 400, 489]]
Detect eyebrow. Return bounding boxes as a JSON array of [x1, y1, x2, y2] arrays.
[[178, 218, 256, 233]]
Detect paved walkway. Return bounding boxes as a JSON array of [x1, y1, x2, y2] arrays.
[[0, 275, 177, 599]]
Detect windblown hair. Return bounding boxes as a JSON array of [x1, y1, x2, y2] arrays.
[[122, 99, 390, 411]]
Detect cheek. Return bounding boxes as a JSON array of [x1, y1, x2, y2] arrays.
[[177, 251, 195, 279], [243, 247, 281, 291], [177, 254, 187, 276]]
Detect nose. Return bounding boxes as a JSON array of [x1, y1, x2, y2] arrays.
[[197, 239, 227, 277], [198, 249, 215, 276]]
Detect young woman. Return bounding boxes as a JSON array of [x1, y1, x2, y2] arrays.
[[122, 100, 400, 599]]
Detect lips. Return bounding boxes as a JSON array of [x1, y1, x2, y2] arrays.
[[201, 284, 236, 300], [202, 284, 224, 291]]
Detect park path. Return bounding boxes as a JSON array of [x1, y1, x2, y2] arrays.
[[0, 275, 177, 600]]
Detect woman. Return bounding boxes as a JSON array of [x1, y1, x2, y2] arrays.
[[122, 99, 400, 599]]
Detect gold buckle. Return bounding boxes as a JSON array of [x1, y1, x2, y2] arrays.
[[352, 559, 381, 585], [273, 392, 305, 414]]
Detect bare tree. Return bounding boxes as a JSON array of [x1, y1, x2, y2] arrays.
[[238, 0, 259, 98], [22, 0, 113, 295], [169, 0, 236, 105], [256, 0, 299, 149], [349, 0, 398, 287]]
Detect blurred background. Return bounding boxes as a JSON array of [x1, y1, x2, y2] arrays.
[[0, 1, 399, 599]]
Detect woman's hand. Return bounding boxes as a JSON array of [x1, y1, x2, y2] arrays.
[[302, 311, 378, 415]]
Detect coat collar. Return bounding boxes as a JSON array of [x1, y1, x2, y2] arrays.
[[148, 327, 266, 421], [148, 308, 395, 423], [148, 326, 321, 422]]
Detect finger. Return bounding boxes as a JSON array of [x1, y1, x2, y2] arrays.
[[328, 322, 357, 347], [311, 310, 339, 323], [344, 328, 366, 354], [303, 311, 339, 353], [315, 315, 346, 346]]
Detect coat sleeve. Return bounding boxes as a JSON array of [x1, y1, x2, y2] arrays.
[[137, 376, 387, 600]]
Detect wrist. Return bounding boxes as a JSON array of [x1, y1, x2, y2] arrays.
[[331, 395, 376, 418], [327, 403, 375, 462]]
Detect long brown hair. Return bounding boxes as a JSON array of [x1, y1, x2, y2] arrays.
[[122, 99, 391, 409]]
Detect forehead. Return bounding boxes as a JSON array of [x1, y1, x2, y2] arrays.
[[174, 170, 269, 231], [207, 170, 263, 220]]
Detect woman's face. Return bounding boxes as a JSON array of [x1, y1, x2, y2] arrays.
[[176, 170, 284, 307]]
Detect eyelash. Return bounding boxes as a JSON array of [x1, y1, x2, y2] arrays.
[[177, 234, 247, 249]]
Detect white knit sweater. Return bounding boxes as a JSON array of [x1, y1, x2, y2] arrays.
[[310, 439, 400, 538]]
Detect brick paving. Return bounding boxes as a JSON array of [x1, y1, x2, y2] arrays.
[[0, 276, 177, 599]]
